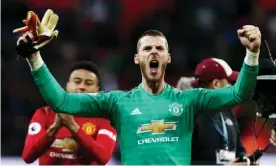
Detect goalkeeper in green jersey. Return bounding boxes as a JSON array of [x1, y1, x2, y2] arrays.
[[14, 9, 261, 165]]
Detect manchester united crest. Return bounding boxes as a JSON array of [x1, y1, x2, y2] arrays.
[[169, 102, 183, 116], [82, 122, 96, 135]]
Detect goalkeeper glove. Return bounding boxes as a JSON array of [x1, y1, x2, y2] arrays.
[[13, 9, 59, 57]]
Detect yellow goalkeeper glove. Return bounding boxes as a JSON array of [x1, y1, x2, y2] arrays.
[[13, 9, 59, 57]]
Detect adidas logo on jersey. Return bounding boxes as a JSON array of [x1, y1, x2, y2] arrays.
[[130, 108, 142, 115]]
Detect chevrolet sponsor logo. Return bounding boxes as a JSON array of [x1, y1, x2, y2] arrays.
[[137, 120, 177, 134], [138, 136, 179, 145], [51, 138, 79, 152], [50, 152, 76, 159]]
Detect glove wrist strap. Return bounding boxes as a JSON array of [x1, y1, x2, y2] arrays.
[[26, 51, 44, 71]]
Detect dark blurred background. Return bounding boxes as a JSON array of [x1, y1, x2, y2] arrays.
[[1, 0, 276, 164]]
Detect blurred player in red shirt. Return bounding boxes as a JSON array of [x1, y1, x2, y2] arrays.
[[22, 61, 117, 165]]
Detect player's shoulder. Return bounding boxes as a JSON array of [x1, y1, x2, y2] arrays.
[[35, 106, 55, 115], [104, 90, 128, 95], [95, 90, 127, 96], [127, 85, 140, 94], [118, 85, 146, 98], [88, 117, 111, 124], [85, 90, 129, 101], [167, 84, 182, 93], [168, 84, 203, 97], [167, 84, 196, 93], [102, 88, 140, 99]]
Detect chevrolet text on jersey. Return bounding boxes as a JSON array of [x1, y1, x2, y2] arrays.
[[138, 136, 179, 145], [49, 152, 76, 159]]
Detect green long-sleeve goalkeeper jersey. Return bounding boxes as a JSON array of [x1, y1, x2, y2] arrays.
[[31, 63, 258, 165]]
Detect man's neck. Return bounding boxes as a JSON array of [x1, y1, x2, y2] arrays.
[[141, 77, 166, 94]]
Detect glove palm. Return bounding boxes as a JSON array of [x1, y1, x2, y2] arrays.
[[13, 9, 59, 57]]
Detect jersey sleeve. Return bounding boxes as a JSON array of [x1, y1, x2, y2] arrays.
[[74, 121, 117, 164], [194, 63, 258, 114], [31, 64, 123, 117], [22, 108, 55, 163]]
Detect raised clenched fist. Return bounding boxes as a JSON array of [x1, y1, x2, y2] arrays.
[[237, 25, 261, 53]]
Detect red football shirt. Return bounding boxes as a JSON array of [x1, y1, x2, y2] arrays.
[[22, 106, 117, 165]]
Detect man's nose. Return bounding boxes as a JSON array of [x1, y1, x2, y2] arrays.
[[150, 48, 158, 56], [77, 84, 86, 92]]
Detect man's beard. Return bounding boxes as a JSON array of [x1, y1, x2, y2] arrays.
[[140, 62, 167, 82]]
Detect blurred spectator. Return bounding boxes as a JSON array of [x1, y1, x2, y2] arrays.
[[176, 77, 195, 91]]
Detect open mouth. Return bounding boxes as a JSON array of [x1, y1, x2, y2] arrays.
[[149, 60, 159, 73]]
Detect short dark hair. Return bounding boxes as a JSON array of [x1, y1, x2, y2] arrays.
[[69, 61, 101, 85], [137, 30, 168, 52]]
